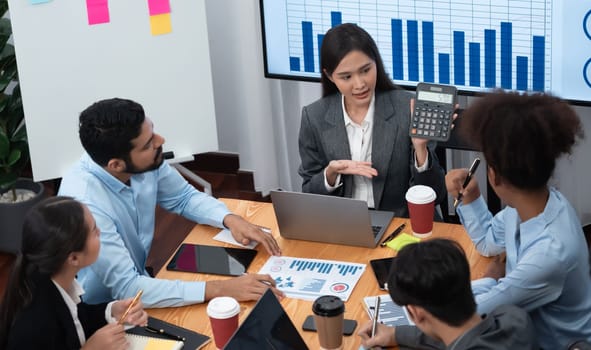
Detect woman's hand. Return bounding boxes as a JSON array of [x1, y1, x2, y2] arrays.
[[111, 297, 148, 326], [325, 160, 378, 186], [82, 323, 128, 350], [445, 168, 481, 205]]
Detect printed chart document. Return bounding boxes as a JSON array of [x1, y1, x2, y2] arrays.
[[258, 256, 365, 301], [363, 294, 414, 327]]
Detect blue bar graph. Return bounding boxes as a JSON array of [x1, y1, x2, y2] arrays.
[[331, 11, 341, 27], [290, 57, 300, 71], [407, 20, 419, 81], [469, 42, 480, 87], [484, 29, 496, 88], [439, 53, 450, 84], [516, 56, 528, 90], [317, 34, 324, 71], [453, 31, 465, 85], [532, 36, 545, 91], [287, 2, 550, 92], [302, 21, 314, 72], [422, 21, 434, 83], [501, 22, 512, 89], [391, 19, 403, 80]]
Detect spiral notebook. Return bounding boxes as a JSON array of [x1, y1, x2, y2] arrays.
[[125, 333, 183, 350], [126, 316, 211, 350]]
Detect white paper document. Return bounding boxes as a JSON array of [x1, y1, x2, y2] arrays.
[[258, 256, 366, 301], [212, 228, 271, 249]]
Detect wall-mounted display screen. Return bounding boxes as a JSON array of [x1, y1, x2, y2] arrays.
[[260, 1, 591, 105]]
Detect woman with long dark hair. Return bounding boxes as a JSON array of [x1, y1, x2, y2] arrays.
[[0, 196, 148, 349], [298, 23, 446, 217]]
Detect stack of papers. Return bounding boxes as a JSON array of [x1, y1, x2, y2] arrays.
[[362, 294, 414, 327]]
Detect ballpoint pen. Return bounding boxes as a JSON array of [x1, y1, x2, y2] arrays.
[[454, 158, 481, 209], [380, 223, 406, 247], [371, 296, 381, 344], [118, 290, 143, 325], [145, 326, 186, 342]]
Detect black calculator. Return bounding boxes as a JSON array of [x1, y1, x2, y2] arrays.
[[410, 83, 457, 142]]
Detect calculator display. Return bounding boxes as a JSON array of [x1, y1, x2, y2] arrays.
[[417, 90, 454, 104]]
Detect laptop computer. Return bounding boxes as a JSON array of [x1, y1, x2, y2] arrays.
[[270, 191, 394, 248], [225, 289, 308, 350]]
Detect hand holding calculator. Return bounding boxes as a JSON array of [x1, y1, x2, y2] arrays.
[[410, 83, 458, 142]]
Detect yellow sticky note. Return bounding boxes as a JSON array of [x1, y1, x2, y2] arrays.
[[150, 13, 172, 36], [386, 232, 420, 251]]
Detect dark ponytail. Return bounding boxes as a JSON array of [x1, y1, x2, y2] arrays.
[[0, 196, 87, 347]]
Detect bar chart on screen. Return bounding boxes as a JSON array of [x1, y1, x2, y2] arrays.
[[283, 0, 551, 93]]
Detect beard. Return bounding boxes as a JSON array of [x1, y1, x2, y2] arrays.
[[124, 146, 164, 174]]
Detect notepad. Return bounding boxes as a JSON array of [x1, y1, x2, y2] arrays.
[[363, 294, 414, 327], [125, 333, 183, 350], [126, 316, 210, 350]]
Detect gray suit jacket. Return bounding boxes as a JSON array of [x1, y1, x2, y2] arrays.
[[298, 89, 445, 217]]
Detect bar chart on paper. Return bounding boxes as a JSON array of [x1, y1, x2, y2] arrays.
[[284, 0, 551, 92]]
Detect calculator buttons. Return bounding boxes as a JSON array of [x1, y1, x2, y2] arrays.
[[410, 105, 453, 141]]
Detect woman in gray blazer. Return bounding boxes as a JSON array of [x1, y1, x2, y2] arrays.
[[298, 23, 446, 217]]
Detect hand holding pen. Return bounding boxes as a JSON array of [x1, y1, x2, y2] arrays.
[[453, 158, 481, 208], [117, 290, 143, 325]]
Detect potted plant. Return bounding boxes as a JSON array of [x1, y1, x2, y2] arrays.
[[0, 0, 44, 253]]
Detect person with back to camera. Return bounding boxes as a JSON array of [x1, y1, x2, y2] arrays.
[[358, 238, 538, 349], [0, 196, 149, 350], [298, 23, 447, 217], [58, 98, 284, 308], [445, 91, 591, 348]]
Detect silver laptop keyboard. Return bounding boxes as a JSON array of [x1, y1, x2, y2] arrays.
[[371, 225, 382, 237]]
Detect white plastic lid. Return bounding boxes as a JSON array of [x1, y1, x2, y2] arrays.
[[206, 296, 240, 319], [405, 185, 436, 204]]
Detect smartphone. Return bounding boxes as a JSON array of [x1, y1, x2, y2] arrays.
[[302, 315, 357, 336]]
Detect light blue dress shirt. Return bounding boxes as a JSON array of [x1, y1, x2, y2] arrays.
[[457, 188, 591, 349], [58, 154, 231, 307]]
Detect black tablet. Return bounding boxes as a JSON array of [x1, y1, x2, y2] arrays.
[[369, 257, 395, 290], [166, 244, 257, 276]]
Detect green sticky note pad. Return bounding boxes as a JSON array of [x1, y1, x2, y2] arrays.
[[386, 232, 420, 251]]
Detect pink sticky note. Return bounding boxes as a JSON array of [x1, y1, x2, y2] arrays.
[[147, 0, 170, 16], [86, 0, 110, 25]]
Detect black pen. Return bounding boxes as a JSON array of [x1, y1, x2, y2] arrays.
[[454, 158, 481, 209], [380, 223, 406, 247], [145, 326, 186, 342]]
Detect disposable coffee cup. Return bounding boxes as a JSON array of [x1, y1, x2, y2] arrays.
[[206, 296, 240, 349], [312, 295, 345, 350], [405, 185, 436, 238]]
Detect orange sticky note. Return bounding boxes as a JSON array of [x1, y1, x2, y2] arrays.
[[150, 13, 171, 36]]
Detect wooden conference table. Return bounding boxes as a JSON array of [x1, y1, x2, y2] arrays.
[[149, 198, 492, 349]]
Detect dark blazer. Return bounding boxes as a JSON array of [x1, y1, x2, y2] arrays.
[[298, 89, 445, 217], [6, 276, 108, 350]]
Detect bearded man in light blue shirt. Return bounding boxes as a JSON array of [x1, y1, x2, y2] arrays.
[[59, 98, 283, 308], [446, 91, 591, 349]]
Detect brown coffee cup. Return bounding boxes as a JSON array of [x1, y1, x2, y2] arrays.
[[312, 295, 344, 350]]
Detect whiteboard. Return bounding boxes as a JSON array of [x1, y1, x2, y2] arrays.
[[8, 0, 218, 181]]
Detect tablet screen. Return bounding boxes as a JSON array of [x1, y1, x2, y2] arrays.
[[167, 244, 257, 276], [370, 257, 395, 290]]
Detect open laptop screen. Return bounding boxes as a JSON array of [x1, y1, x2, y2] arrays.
[[225, 289, 309, 350]]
